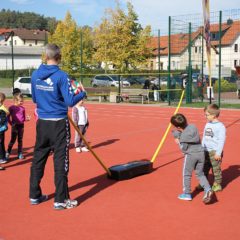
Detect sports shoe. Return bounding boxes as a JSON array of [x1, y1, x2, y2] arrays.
[[18, 153, 24, 159], [203, 190, 214, 204], [76, 147, 81, 153], [54, 199, 78, 210], [212, 183, 222, 192], [178, 193, 192, 201], [30, 195, 48, 205], [5, 152, 9, 160], [0, 166, 5, 170], [0, 159, 7, 164], [81, 147, 89, 152]]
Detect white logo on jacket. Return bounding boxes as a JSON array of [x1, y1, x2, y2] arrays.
[[44, 78, 53, 86]]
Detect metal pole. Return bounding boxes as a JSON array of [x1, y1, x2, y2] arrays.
[[158, 29, 161, 102], [167, 16, 171, 105], [187, 22, 192, 103], [218, 11, 222, 107], [80, 31, 83, 83], [11, 32, 15, 90], [201, 27, 204, 102]]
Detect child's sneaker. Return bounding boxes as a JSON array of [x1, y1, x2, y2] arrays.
[[5, 152, 9, 160], [18, 153, 24, 159], [76, 147, 81, 153], [178, 193, 192, 201], [212, 183, 222, 192], [81, 147, 89, 152], [54, 199, 78, 210], [0, 159, 7, 164], [30, 195, 48, 205], [203, 190, 214, 204]]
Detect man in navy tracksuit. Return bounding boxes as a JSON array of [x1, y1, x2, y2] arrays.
[[29, 44, 86, 210]]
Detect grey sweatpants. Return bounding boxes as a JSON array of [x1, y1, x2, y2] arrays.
[[183, 151, 211, 194], [74, 124, 88, 148]]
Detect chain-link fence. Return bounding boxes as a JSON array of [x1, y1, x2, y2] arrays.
[[1, 9, 240, 106]]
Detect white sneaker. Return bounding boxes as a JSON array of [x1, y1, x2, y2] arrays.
[[0, 159, 7, 164], [76, 147, 81, 153], [54, 199, 78, 210], [5, 152, 9, 160], [81, 147, 89, 152]]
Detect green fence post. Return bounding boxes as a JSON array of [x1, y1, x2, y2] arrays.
[[118, 74, 121, 103], [187, 22, 192, 103], [158, 29, 161, 102], [201, 27, 204, 102], [80, 31, 83, 84], [218, 11, 222, 107], [168, 16, 171, 105]]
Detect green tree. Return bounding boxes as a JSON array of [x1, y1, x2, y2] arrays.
[[93, 1, 151, 72], [48, 12, 94, 74], [0, 9, 58, 31]]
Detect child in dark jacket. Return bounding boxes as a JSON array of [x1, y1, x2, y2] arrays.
[[0, 92, 9, 167], [170, 113, 213, 204]]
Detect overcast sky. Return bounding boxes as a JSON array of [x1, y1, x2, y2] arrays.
[[1, 0, 239, 32]]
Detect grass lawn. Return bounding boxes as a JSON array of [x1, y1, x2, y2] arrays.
[[0, 78, 12, 88]]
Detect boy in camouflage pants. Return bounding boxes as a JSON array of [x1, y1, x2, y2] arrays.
[[202, 104, 226, 192]]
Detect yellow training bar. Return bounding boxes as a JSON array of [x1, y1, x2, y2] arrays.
[[68, 113, 111, 176], [151, 90, 185, 163]]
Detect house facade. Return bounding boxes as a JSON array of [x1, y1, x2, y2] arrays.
[[149, 20, 240, 73], [0, 28, 47, 70], [0, 28, 47, 47]]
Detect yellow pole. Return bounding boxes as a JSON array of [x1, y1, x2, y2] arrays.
[[68, 113, 111, 176], [151, 90, 185, 163]]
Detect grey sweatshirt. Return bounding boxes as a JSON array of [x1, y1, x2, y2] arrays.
[[172, 124, 203, 154]]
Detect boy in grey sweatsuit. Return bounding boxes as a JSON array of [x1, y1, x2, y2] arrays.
[[170, 113, 213, 204]]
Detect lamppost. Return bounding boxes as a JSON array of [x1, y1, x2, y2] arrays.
[[5, 31, 15, 89]]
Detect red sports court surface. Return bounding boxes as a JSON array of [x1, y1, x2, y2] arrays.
[[1, 101, 240, 240]]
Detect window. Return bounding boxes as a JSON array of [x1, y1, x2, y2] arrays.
[[160, 62, 163, 70], [199, 46, 201, 54], [35, 40, 37, 45], [195, 47, 198, 53], [14, 40, 17, 45], [19, 77, 31, 84], [234, 44, 238, 52], [234, 60, 238, 67]]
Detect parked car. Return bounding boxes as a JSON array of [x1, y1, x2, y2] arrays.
[[122, 76, 147, 86], [14, 76, 31, 96], [91, 75, 130, 87]]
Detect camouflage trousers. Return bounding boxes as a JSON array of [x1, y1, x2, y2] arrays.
[[204, 150, 222, 184]]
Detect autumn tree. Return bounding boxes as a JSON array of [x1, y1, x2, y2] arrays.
[[48, 12, 94, 74], [93, 1, 151, 72]]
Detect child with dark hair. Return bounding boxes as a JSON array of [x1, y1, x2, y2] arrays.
[[6, 93, 30, 160], [170, 113, 213, 204], [72, 99, 89, 153], [0, 92, 9, 167]]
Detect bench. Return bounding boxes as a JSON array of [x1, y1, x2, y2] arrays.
[[85, 87, 112, 102], [120, 88, 149, 104]]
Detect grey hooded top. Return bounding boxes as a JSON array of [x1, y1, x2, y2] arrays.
[[172, 124, 204, 154]]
